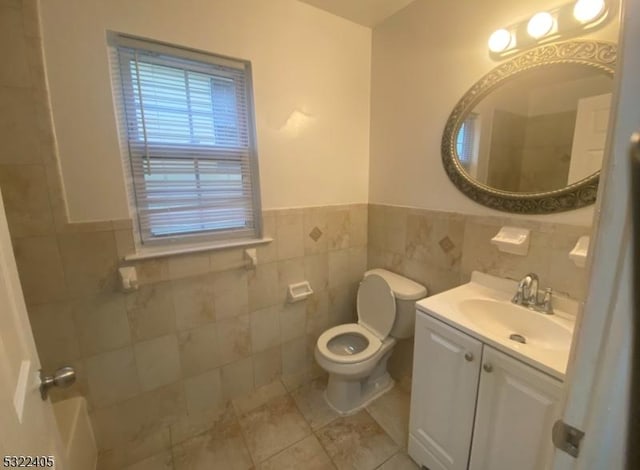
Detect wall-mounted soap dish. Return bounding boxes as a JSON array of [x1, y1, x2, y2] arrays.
[[569, 235, 590, 268], [287, 281, 313, 303], [491, 226, 530, 256]]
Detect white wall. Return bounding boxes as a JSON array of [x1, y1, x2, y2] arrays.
[[40, 0, 372, 221], [369, 0, 620, 226]]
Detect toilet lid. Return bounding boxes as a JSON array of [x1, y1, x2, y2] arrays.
[[357, 274, 396, 340]]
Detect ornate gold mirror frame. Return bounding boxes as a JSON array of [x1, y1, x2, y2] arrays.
[[441, 40, 616, 214]]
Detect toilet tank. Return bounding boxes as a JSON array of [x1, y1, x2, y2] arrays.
[[365, 269, 428, 339]]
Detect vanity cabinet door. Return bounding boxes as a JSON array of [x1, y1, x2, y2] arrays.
[[468, 346, 563, 470], [409, 312, 482, 470]]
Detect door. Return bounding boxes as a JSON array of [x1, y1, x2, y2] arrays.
[[469, 346, 563, 470], [409, 312, 482, 470], [567, 93, 612, 184], [0, 193, 64, 466], [552, 0, 640, 468]]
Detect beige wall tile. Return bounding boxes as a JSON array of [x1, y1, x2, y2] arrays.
[[212, 269, 248, 320], [209, 248, 246, 272], [281, 337, 307, 378], [328, 284, 357, 327], [350, 204, 368, 248], [27, 301, 81, 367], [72, 295, 131, 357], [461, 219, 551, 283], [125, 282, 175, 342], [303, 206, 328, 255], [303, 253, 328, 293], [250, 306, 280, 353], [349, 246, 368, 283], [91, 383, 186, 451], [216, 314, 251, 365], [276, 210, 304, 260], [277, 258, 305, 303], [86, 347, 140, 408], [403, 259, 459, 296], [0, 87, 40, 164], [135, 258, 169, 285], [248, 262, 279, 310], [0, 164, 54, 237], [327, 208, 351, 250], [177, 323, 220, 378], [257, 212, 278, 263], [171, 275, 215, 330], [0, 7, 31, 88], [221, 357, 254, 400], [13, 235, 67, 304], [183, 368, 224, 416], [253, 346, 282, 389], [58, 231, 119, 297], [328, 249, 351, 288], [95, 427, 171, 470], [168, 252, 210, 280], [306, 290, 329, 336], [114, 229, 135, 259], [0, 4, 32, 87], [134, 335, 181, 392], [383, 206, 407, 255], [368, 205, 386, 250], [280, 302, 306, 342]]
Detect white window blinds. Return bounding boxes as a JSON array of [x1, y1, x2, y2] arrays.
[[111, 35, 261, 245], [456, 114, 478, 170]]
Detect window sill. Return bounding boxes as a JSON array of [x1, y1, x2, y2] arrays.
[[123, 237, 273, 262]]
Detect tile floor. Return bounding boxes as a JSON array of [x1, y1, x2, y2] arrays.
[[114, 377, 419, 470]]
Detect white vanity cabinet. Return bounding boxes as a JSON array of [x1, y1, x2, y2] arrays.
[[409, 311, 563, 470]]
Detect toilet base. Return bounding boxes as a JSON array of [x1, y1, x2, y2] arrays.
[[324, 371, 395, 415]]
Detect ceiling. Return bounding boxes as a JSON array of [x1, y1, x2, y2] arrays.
[[297, 0, 416, 27]]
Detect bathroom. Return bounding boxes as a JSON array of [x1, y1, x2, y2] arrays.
[[0, 0, 636, 469]]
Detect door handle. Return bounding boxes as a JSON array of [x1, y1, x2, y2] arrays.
[[40, 366, 76, 400]]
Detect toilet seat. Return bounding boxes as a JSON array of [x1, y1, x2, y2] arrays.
[[317, 273, 397, 365], [317, 324, 382, 364]]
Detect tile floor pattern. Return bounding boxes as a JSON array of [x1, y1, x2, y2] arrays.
[[112, 377, 419, 470]]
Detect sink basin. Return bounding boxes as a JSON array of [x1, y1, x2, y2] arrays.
[[458, 299, 572, 351]]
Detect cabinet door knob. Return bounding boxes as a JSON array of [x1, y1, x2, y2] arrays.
[[483, 363, 493, 373], [464, 352, 474, 362]]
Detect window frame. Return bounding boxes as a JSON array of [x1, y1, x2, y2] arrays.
[[109, 33, 263, 250]]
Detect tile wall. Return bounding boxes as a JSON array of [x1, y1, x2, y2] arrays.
[[0, 2, 369, 468], [0, 2, 593, 468], [368, 203, 591, 380]]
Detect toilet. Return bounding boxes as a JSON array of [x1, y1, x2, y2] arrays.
[[315, 268, 427, 414]]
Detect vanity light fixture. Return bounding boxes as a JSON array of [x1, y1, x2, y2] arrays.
[[488, 29, 514, 53], [527, 12, 555, 38], [488, 0, 611, 59], [573, 0, 606, 23]]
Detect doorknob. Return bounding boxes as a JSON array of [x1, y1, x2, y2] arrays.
[[40, 366, 76, 400]]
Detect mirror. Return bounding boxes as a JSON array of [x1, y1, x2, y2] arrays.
[[442, 41, 616, 214]]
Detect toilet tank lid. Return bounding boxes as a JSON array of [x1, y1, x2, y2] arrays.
[[364, 269, 427, 300]]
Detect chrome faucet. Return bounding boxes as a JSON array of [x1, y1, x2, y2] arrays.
[[512, 273, 553, 314]]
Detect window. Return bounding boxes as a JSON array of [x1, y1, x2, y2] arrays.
[[456, 114, 478, 170], [111, 35, 261, 246]]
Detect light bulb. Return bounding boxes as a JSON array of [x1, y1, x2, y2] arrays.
[[573, 0, 605, 23], [527, 12, 554, 38], [488, 29, 513, 53]]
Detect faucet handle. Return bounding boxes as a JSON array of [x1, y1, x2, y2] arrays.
[[541, 288, 553, 314]]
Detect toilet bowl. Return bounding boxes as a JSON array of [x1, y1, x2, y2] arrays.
[[315, 269, 427, 414]]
